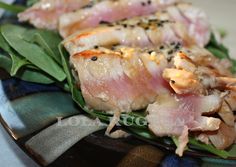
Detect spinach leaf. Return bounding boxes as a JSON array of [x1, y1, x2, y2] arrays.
[[27, 0, 38, 7], [23, 29, 62, 64], [59, 44, 86, 107], [206, 33, 236, 73], [1, 24, 66, 81], [228, 144, 236, 157], [0, 54, 54, 84], [0, 1, 26, 13], [207, 47, 229, 59], [0, 29, 30, 75], [0, 54, 11, 72], [189, 138, 229, 159], [206, 34, 230, 59]]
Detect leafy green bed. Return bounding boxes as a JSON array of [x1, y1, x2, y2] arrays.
[[0, 2, 235, 159]]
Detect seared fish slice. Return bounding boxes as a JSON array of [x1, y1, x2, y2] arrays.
[[71, 46, 169, 112], [147, 93, 222, 156], [69, 44, 220, 112], [59, 1, 210, 47], [64, 15, 194, 55], [59, 0, 180, 37], [18, 0, 92, 30]]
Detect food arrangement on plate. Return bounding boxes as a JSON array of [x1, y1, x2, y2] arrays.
[[0, 0, 236, 161]]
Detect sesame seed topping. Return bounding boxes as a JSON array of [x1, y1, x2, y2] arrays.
[[91, 56, 98, 61], [141, 2, 146, 6]]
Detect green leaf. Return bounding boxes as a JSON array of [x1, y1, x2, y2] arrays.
[[59, 43, 86, 107], [206, 34, 230, 59], [16, 68, 55, 84], [0, 1, 26, 13], [9, 51, 30, 76], [189, 138, 229, 159], [206, 33, 236, 73], [23, 30, 62, 65], [0, 29, 30, 76], [228, 144, 236, 157], [207, 47, 229, 59], [0, 54, 11, 72], [0, 54, 54, 84], [128, 127, 157, 140], [1, 24, 66, 82], [27, 0, 38, 6], [0, 29, 11, 52]]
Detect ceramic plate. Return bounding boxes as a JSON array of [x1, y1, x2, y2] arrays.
[[0, 1, 236, 167]]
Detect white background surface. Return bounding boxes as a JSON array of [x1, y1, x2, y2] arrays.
[[0, 0, 236, 167]]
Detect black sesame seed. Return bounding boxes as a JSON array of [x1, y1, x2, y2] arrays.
[[147, 0, 152, 5], [168, 50, 173, 55], [141, 2, 146, 6], [94, 45, 99, 49], [175, 45, 180, 50], [99, 21, 110, 24], [160, 20, 166, 24], [91, 56, 98, 61], [171, 80, 176, 84], [121, 18, 127, 21], [160, 45, 164, 50], [167, 57, 172, 62], [123, 24, 127, 28], [148, 50, 154, 54], [149, 19, 158, 22]]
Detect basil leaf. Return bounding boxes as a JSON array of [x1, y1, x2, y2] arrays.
[[1, 24, 66, 81], [0, 1, 26, 13]]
